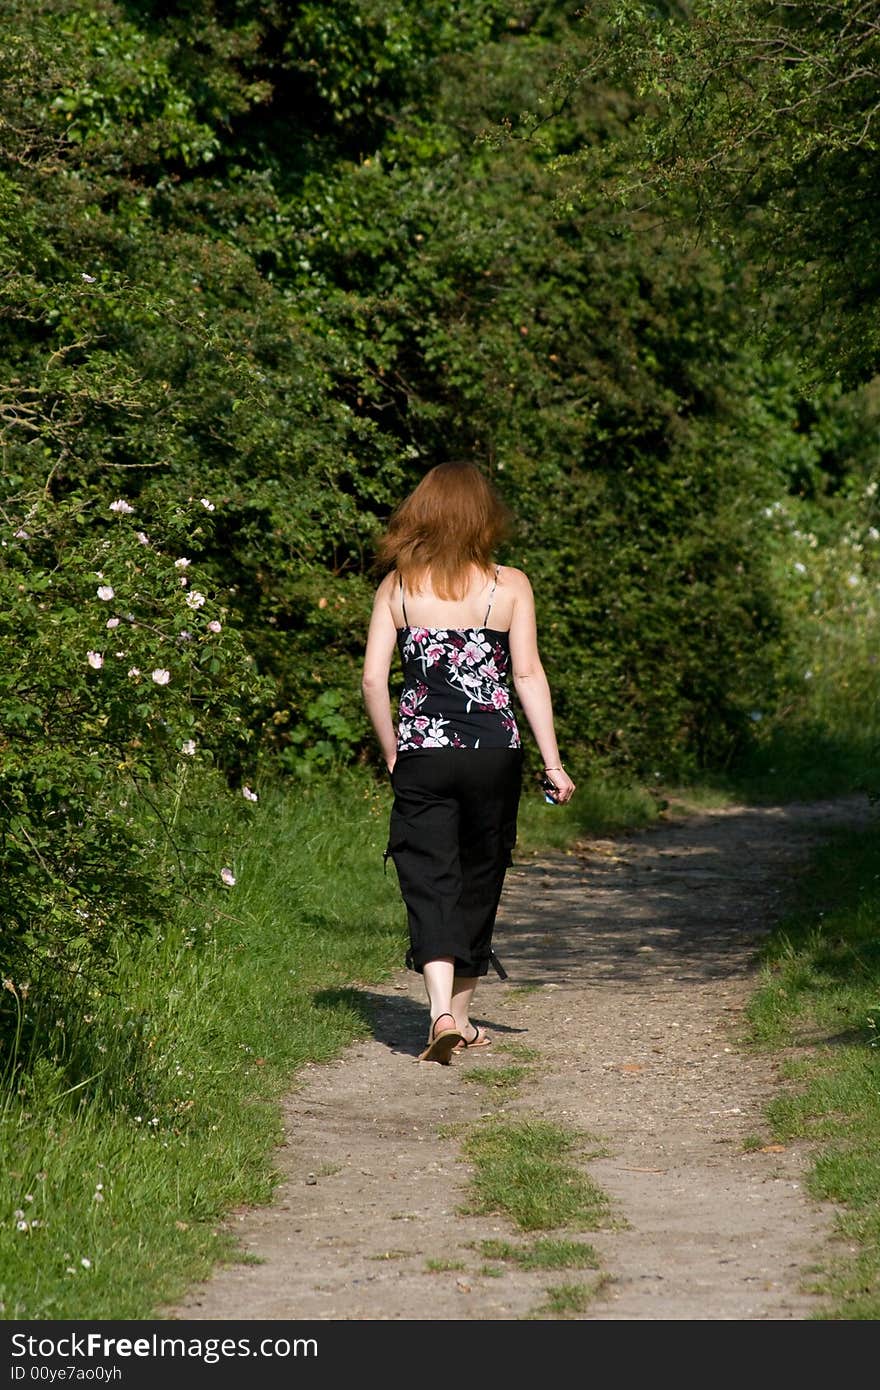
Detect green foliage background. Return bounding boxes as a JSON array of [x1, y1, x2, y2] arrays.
[[2, 0, 879, 1049]]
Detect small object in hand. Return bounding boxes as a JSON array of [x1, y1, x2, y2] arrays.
[[541, 774, 558, 805]]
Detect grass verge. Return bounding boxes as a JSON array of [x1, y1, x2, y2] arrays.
[[515, 773, 660, 853], [0, 770, 403, 1319], [742, 815, 880, 1319]]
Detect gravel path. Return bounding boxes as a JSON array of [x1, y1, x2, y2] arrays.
[[169, 795, 868, 1322]]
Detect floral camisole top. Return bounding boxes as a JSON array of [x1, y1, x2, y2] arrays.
[[395, 569, 521, 752]]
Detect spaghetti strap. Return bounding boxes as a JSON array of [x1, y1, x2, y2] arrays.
[[483, 565, 500, 626], [399, 573, 409, 627]]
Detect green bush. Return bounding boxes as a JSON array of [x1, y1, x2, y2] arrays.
[[0, 486, 269, 1076]]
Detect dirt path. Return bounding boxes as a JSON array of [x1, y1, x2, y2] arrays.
[[169, 795, 870, 1322]]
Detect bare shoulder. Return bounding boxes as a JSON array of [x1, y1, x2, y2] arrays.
[[374, 569, 398, 604], [497, 565, 534, 599]]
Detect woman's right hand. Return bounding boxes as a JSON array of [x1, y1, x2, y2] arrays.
[[544, 767, 575, 804]]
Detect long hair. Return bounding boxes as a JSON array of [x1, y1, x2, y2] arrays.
[[375, 461, 513, 600]]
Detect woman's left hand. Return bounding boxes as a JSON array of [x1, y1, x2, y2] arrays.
[[545, 767, 575, 804]]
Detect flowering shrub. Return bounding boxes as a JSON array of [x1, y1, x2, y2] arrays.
[[0, 488, 272, 1060]]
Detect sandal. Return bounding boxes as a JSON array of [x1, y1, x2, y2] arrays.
[[453, 1023, 492, 1052], [418, 1012, 463, 1065]]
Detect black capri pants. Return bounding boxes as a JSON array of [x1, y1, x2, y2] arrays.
[[385, 748, 523, 977]]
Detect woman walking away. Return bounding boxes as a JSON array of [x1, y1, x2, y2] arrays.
[[361, 461, 575, 1064]]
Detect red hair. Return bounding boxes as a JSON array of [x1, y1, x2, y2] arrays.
[[375, 461, 512, 600]]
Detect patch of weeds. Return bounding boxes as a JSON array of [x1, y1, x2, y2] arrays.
[[526, 1275, 611, 1319], [500, 985, 542, 1001], [436, 1121, 468, 1140], [479, 1265, 504, 1278], [461, 1065, 529, 1092], [528, 1282, 595, 1318], [477, 1237, 600, 1272], [460, 1116, 614, 1232], [369, 1250, 410, 1261], [495, 1043, 539, 1062], [742, 1135, 766, 1152], [425, 1258, 465, 1273]]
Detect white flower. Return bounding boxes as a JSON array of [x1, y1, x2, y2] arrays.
[[200, 498, 215, 512], [174, 557, 191, 569], [81, 273, 96, 283], [178, 630, 192, 641], [109, 499, 134, 515], [180, 740, 197, 756], [242, 786, 258, 802], [81, 1257, 92, 1269], [87, 651, 104, 670], [151, 668, 171, 686], [220, 867, 236, 887], [207, 619, 221, 634], [804, 670, 813, 680], [14, 528, 29, 539], [185, 591, 206, 609], [127, 667, 141, 678], [135, 531, 150, 546], [749, 710, 764, 722], [847, 573, 860, 587], [793, 562, 806, 575], [16, 1221, 28, 1232], [96, 585, 115, 601], [868, 527, 880, 542], [93, 1191, 104, 1203], [106, 617, 120, 629]]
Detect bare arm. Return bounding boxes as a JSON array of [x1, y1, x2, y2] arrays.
[[508, 570, 575, 804], [361, 573, 399, 772]]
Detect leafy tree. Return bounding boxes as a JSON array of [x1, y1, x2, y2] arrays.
[[560, 1, 880, 386]]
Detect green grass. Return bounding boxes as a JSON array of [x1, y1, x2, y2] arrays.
[[701, 743, 876, 805], [0, 769, 405, 1319], [6, 747, 880, 1321], [741, 819, 880, 1319], [515, 773, 660, 853], [460, 1064, 530, 1093], [459, 1117, 613, 1233], [476, 1237, 600, 1271], [494, 1043, 540, 1062], [526, 1278, 609, 1319]]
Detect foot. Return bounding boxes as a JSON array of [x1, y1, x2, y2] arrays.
[[417, 1013, 463, 1065], [452, 1022, 492, 1052]]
